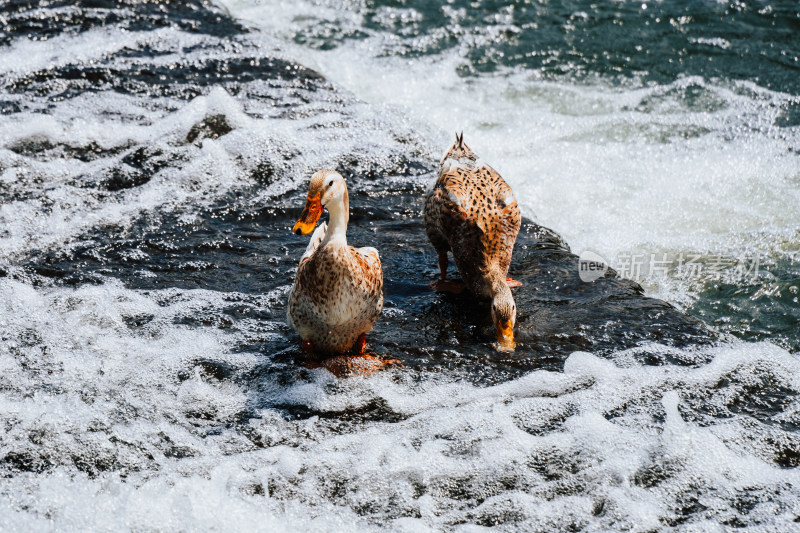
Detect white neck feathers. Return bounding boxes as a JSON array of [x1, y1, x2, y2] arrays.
[[321, 186, 349, 247]]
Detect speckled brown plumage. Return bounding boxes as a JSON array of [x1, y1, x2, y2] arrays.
[[287, 170, 383, 355], [424, 137, 521, 299]]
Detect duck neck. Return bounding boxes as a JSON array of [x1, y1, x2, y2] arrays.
[[322, 187, 349, 246], [489, 271, 509, 299]]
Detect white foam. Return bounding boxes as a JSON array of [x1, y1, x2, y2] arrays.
[[0, 24, 422, 264], [0, 26, 169, 78], [2, 277, 800, 529]]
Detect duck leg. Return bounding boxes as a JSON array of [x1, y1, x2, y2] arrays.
[[355, 332, 368, 354], [303, 335, 403, 376], [353, 333, 401, 366], [430, 251, 465, 293], [506, 277, 523, 288], [311, 335, 403, 376], [437, 251, 448, 281]]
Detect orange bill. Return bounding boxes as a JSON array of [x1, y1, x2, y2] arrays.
[[496, 319, 516, 351], [293, 194, 322, 235]]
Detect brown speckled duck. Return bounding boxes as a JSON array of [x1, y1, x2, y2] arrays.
[[424, 133, 522, 351], [288, 170, 384, 356]]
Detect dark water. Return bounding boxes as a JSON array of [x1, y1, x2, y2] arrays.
[[1, 1, 799, 530]]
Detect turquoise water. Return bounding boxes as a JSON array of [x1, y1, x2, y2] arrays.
[[298, 0, 800, 95], [691, 255, 800, 352]]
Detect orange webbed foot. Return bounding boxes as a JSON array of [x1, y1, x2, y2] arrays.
[[506, 278, 522, 288], [311, 353, 403, 377], [301, 335, 403, 377], [430, 279, 466, 294]]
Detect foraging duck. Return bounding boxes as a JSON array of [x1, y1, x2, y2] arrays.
[[287, 170, 384, 355], [423, 133, 522, 350]]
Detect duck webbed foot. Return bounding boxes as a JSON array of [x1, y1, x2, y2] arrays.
[[505, 277, 522, 288], [429, 252, 464, 293], [430, 279, 466, 294], [320, 353, 404, 377], [302, 335, 403, 377]]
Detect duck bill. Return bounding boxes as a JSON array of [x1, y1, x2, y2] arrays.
[[495, 320, 516, 352], [293, 194, 322, 235]]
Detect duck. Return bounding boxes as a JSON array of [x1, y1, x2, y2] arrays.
[[287, 169, 384, 356], [423, 133, 522, 351]]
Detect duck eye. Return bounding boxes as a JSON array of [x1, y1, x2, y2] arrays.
[[327, 179, 334, 187]]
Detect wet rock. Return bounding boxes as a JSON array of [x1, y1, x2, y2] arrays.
[[29, 177, 714, 382], [186, 114, 233, 144], [0, 0, 247, 47], [103, 146, 170, 191]]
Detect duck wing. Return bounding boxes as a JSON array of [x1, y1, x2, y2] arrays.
[[351, 245, 383, 293], [424, 168, 477, 252], [299, 221, 327, 264], [480, 167, 521, 274], [356, 246, 381, 268]]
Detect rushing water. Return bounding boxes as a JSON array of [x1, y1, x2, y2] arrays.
[[1, 1, 799, 531]]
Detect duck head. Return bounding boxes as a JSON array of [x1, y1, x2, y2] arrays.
[[491, 279, 517, 352], [440, 131, 478, 172], [293, 170, 348, 235]]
